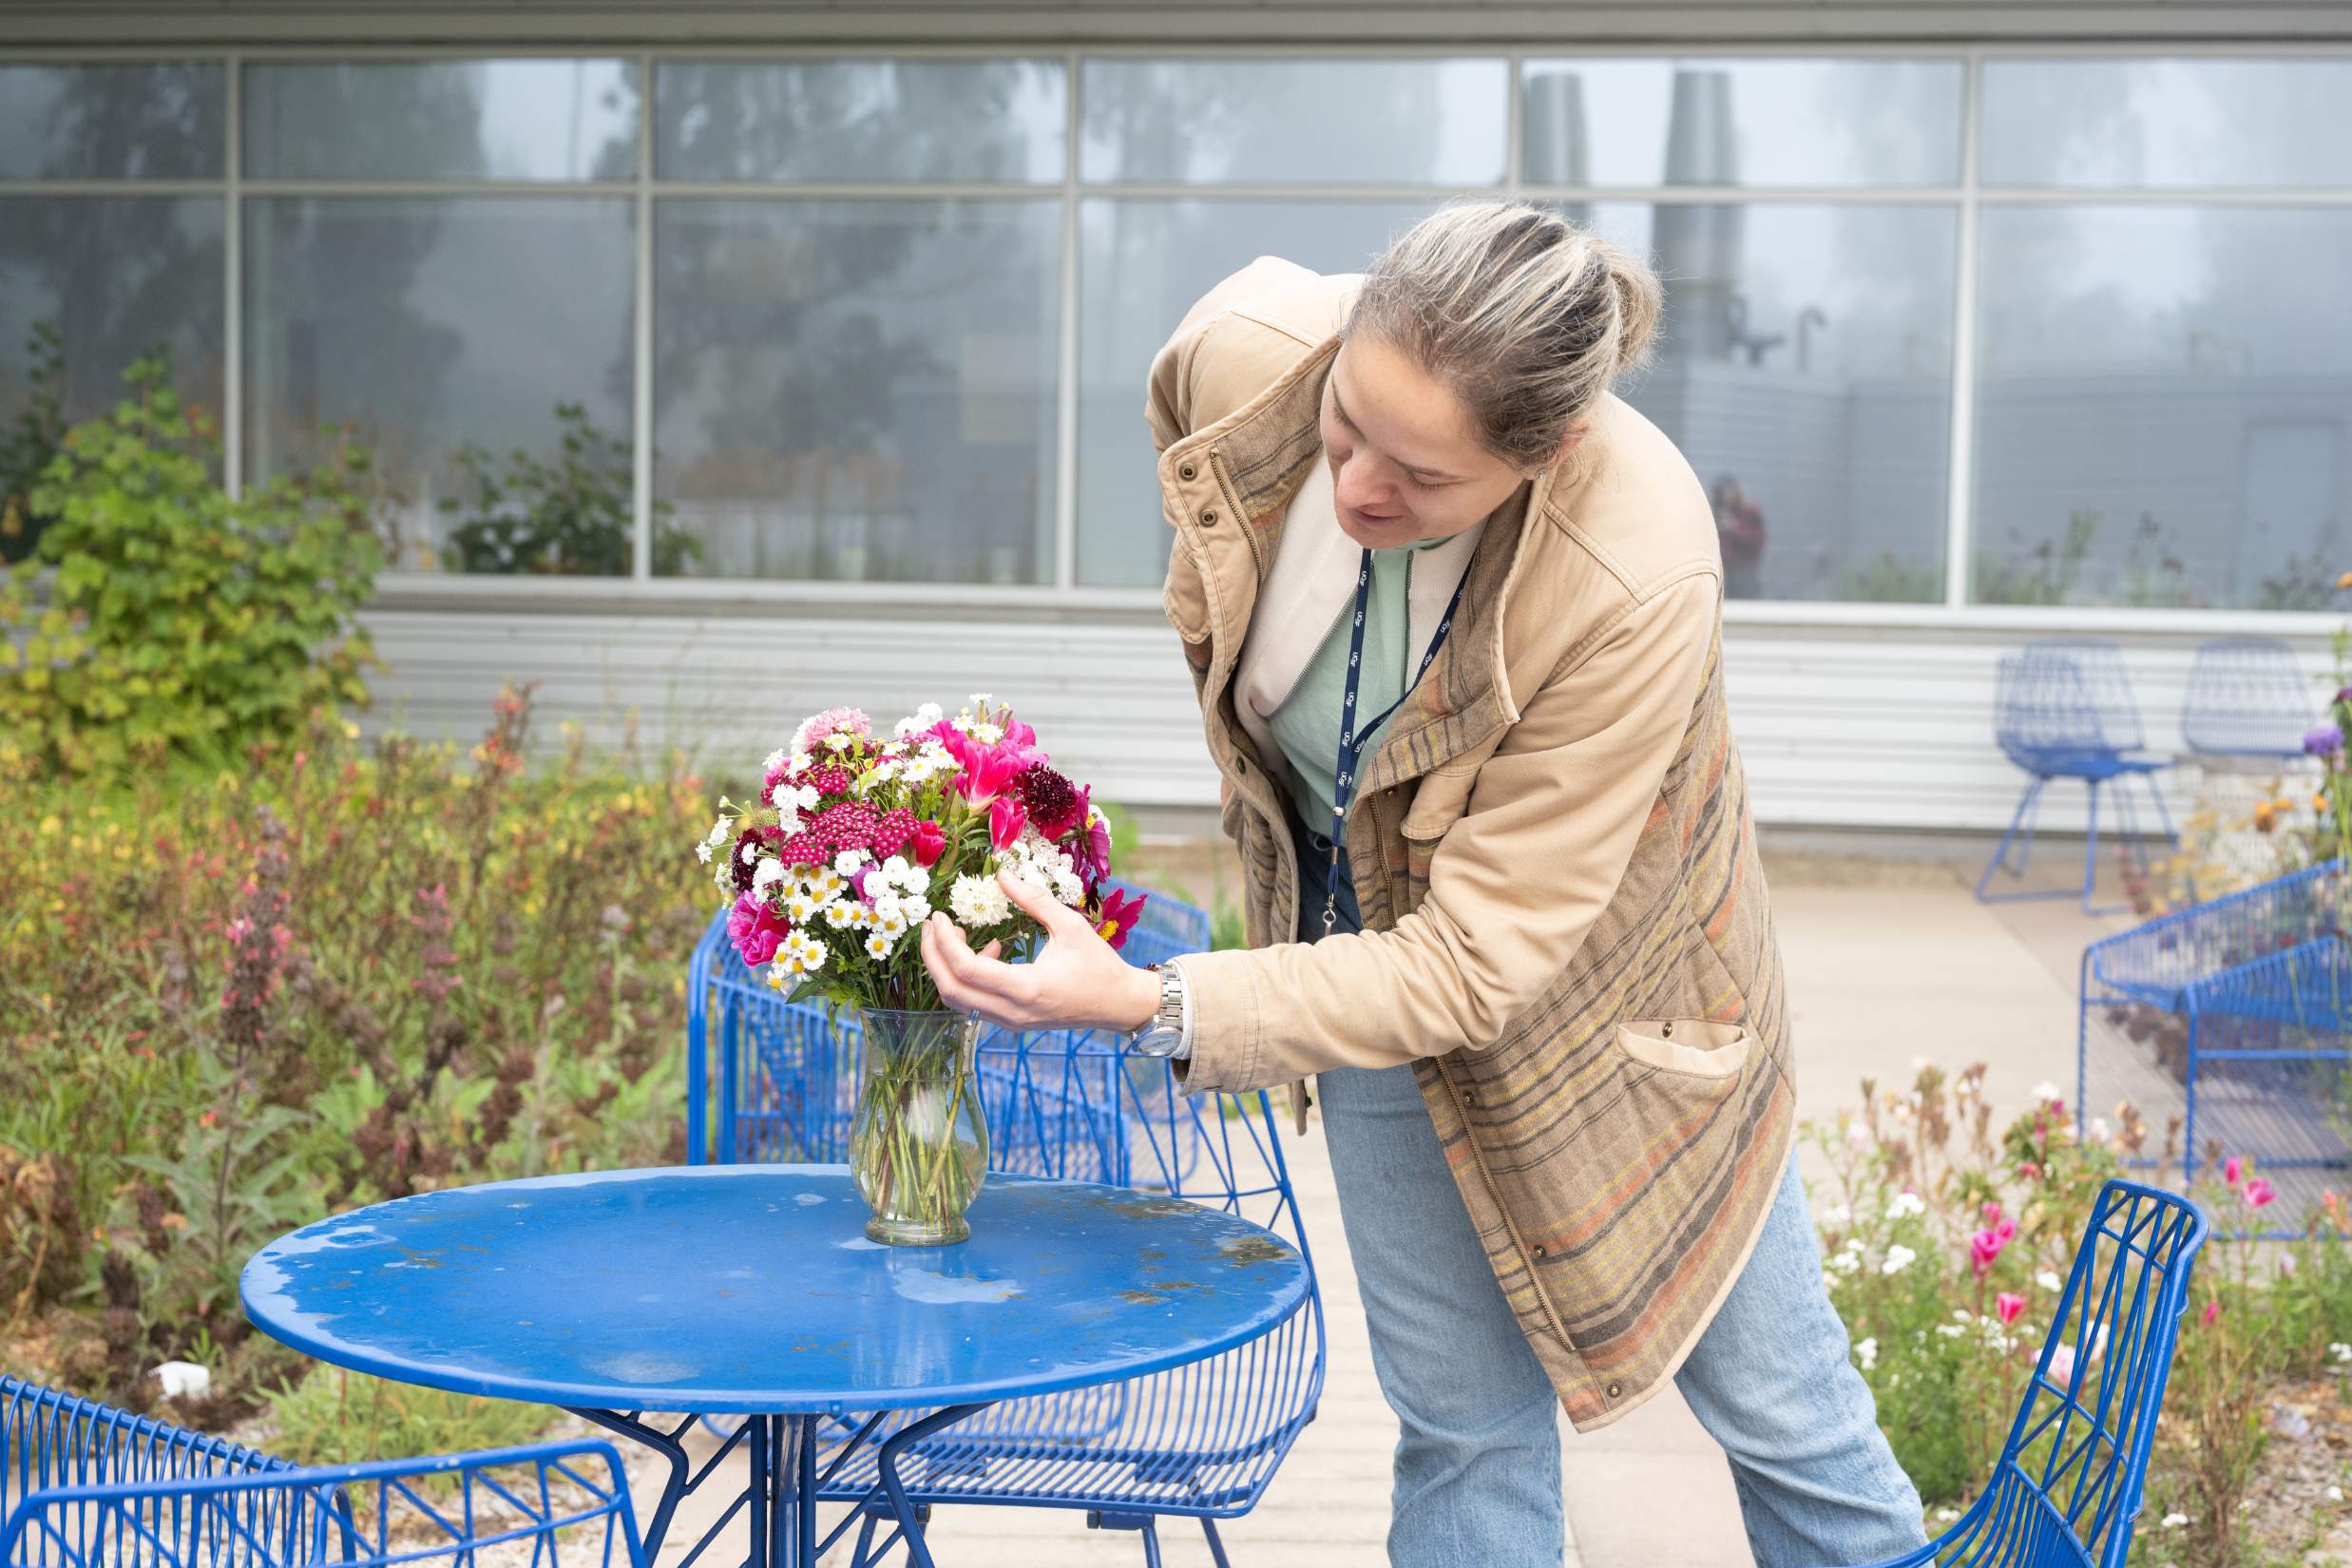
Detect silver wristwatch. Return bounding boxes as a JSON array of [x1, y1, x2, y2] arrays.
[[1130, 961, 1190, 1059]]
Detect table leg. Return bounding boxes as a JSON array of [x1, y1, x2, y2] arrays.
[[568, 1405, 993, 1568]]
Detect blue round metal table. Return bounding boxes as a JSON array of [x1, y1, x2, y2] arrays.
[[240, 1165, 1309, 1568]]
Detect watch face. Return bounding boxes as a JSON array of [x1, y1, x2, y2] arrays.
[[1130, 1028, 1182, 1059]]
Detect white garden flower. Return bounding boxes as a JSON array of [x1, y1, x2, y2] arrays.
[[707, 816, 731, 846], [893, 703, 944, 738], [2031, 1081, 2061, 1104], [153, 1362, 211, 1401], [1887, 1191, 1926, 1220], [833, 850, 870, 876], [752, 859, 788, 894], [865, 931, 894, 960], [1854, 1338, 1878, 1370], [2329, 1485, 2344, 1503], [2329, 1342, 2352, 1364], [762, 748, 787, 776], [969, 722, 1004, 745], [825, 902, 864, 929], [823, 733, 851, 753], [2159, 1515, 2188, 1531], [950, 872, 1011, 927], [784, 891, 819, 924], [1934, 1508, 1959, 1524], [696, 841, 714, 864], [1882, 1245, 1917, 1275], [1051, 866, 1085, 907], [2037, 1270, 2064, 1292], [1937, 1324, 1967, 1339], [969, 692, 991, 710]]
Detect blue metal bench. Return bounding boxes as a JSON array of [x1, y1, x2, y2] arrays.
[[1978, 639, 2177, 916], [1834, 1180, 2207, 1568], [0, 1377, 642, 1568], [685, 885, 1325, 1566], [2078, 860, 2350, 1234]]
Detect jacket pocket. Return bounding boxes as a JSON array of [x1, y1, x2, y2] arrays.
[[1613, 1018, 1751, 1081]]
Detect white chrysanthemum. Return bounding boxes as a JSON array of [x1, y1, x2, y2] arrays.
[[865, 931, 894, 960], [880, 855, 925, 896], [752, 859, 788, 893], [696, 841, 714, 864], [897, 895, 929, 925], [893, 702, 945, 737], [950, 873, 1011, 927], [1881, 1245, 1916, 1275], [833, 850, 870, 876], [1051, 866, 1084, 906]]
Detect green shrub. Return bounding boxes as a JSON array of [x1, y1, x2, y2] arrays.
[[263, 1365, 555, 1468], [440, 402, 699, 577], [0, 358, 383, 777]]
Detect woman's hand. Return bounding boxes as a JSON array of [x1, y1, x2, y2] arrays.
[[920, 870, 1160, 1033]]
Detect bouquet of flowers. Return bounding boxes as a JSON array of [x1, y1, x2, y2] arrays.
[[696, 696, 1144, 1243]]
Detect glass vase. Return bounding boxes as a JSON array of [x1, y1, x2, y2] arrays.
[[848, 1008, 988, 1246]]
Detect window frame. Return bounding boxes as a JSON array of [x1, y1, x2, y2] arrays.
[[0, 38, 2347, 635]]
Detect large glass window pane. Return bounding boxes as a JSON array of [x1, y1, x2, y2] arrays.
[[654, 199, 1061, 584], [0, 197, 223, 560], [1522, 59, 1962, 188], [1583, 201, 1958, 602], [244, 197, 636, 574], [0, 63, 224, 181], [1080, 60, 1506, 186], [244, 60, 639, 182], [1075, 197, 1432, 587], [657, 60, 1063, 183], [1973, 205, 2352, 609], [1982, 59, 2352, 189]]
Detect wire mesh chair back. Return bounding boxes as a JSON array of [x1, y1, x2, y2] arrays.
[[1, 1382, 643, 1568], [2180, 637, 2317, 759], [1925, 1181, 2206, 1568], [2083, 859, 2346, 1008], [1994, 641, 2150, 771]]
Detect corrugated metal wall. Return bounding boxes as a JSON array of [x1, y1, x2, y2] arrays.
[[360, 605, 2341, 830]]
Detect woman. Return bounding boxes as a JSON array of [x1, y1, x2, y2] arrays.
[[921, 201, 1924, 1568]]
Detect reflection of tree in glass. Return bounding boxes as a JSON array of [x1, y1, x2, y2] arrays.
[[0, 63, 223, 422], [660, 59, 1057, 181], [1975, 509, 2098, 606], [441, 402, 698, 577], [245, 67, 486, 498], [0, 320, 66, 564]]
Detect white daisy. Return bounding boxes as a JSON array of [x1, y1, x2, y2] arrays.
[[865, 931, 894, 960]]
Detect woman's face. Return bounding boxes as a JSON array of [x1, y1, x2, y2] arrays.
[[1319, 334, 1576, 550]]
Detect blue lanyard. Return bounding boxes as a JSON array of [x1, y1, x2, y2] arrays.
[[1324, 546, 1469, 936]]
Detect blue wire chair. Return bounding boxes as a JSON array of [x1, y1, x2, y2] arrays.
[[2078, 860, 2350, 1234], [1831, 1180, 2208, 1568], [2180, 636, 2318, 763], [684, 886, 1325, 1568], [1, 1377, 644, 1568], [1977, 640, 2178, 915]]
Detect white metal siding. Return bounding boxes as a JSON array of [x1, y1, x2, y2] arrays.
[[360, 606, 2337, 830]]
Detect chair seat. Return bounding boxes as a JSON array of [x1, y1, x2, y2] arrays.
[[2002, 746, 2170, 782]]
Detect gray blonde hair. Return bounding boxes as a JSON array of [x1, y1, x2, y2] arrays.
[[1345, 201, 1662, 471]]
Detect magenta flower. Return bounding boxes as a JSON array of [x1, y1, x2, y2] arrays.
[[989, 795, 1027, 852], [2242, 1177, 2278, 1210], [1091, 886, 1147, 950], [727, 892, 790, 968], [1969, 1223, 2013, 1277], [2223, 1155, 2243, 1185], [1996, 1291, 2026, 1326], [908, 819, 947, 868], [2201, 1298, 2222, 1328]]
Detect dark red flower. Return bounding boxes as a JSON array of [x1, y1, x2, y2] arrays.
[[1018, 763, 1085, 838], [908, 819, 947, 868], [871, 807, 917, 858]]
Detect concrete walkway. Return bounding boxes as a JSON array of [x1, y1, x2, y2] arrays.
[[642, 839, 2127, 1567]]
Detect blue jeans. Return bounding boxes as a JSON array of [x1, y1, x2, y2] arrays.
[[1297, 820, 1924, 1567]]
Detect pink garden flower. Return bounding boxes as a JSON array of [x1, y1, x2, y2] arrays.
[[1091, 886, 1147, 950], [989, 796, 1027, 852], [1968, 1216, 2017, 1277], [2201, 1299, 2222, 1328], [2241, 1177, 2277, 1210], [908, 819, 947, 868], [2224, 1156, 2243, 1185], [793, 706, 871, 754], [727, 891, 790, 968], [2046, 1342, 2076, 1385], [1996, 1292, 2026, 1326]]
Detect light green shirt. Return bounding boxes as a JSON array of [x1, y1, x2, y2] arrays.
[[1270, 539, 1446, 834]]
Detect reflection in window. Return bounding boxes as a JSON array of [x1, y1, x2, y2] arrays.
[[1974, 206, 2352, 609], [657, 59, 1064, 183], [653, 199, 1061, 584], [1074, 197, 1432, 586], [243, 197, 636, 573], [1580, 201, 1957, 602], [1522, 59, 1961, 188], [243, 60, 639, 182], [0, 197, 225, 561], [1982, 59, 2352, 189], [0, 63, 223, 181], [1080, 59, 1507, 186]]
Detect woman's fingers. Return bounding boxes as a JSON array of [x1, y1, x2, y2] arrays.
[[995, 867, 1092, 939], [921, 912, 1030, 1024]]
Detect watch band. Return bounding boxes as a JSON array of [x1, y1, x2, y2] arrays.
[[1131, 960, 1191, 1058]]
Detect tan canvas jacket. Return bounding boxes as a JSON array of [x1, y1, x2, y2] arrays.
[[1147, 256, 1797, 1430]]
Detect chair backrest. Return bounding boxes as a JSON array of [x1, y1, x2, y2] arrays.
[[0, 1384, 641, 1568], [1931, 1181, 2207, 1568], [1995, 640, 2148, 763], [2180, 637, 2318, 758]]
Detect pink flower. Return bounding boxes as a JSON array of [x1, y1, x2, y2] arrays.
[[2201, 1299, 2222, 1328], [1996, 1217, 2017, 1245], [2242, 1177, 2277, 1210], [1996, 1291, 2026, 1326], [1091, 886, 1147, 950], [1980, 1201, 2004, 1224], [989, 796, 1027, 852], [2224, 1156, 2243, 1185], [2045, 1343, 2075, 1384], [1073, 803, 1112, 884], [1970, 1227, 2010, 1277], [2280, 1252, 2298, 1279], [908, 819, 947, 868], [792, 706, 870, 754], [727, 892, 790, 968], [952, 738, 1024, 806]]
